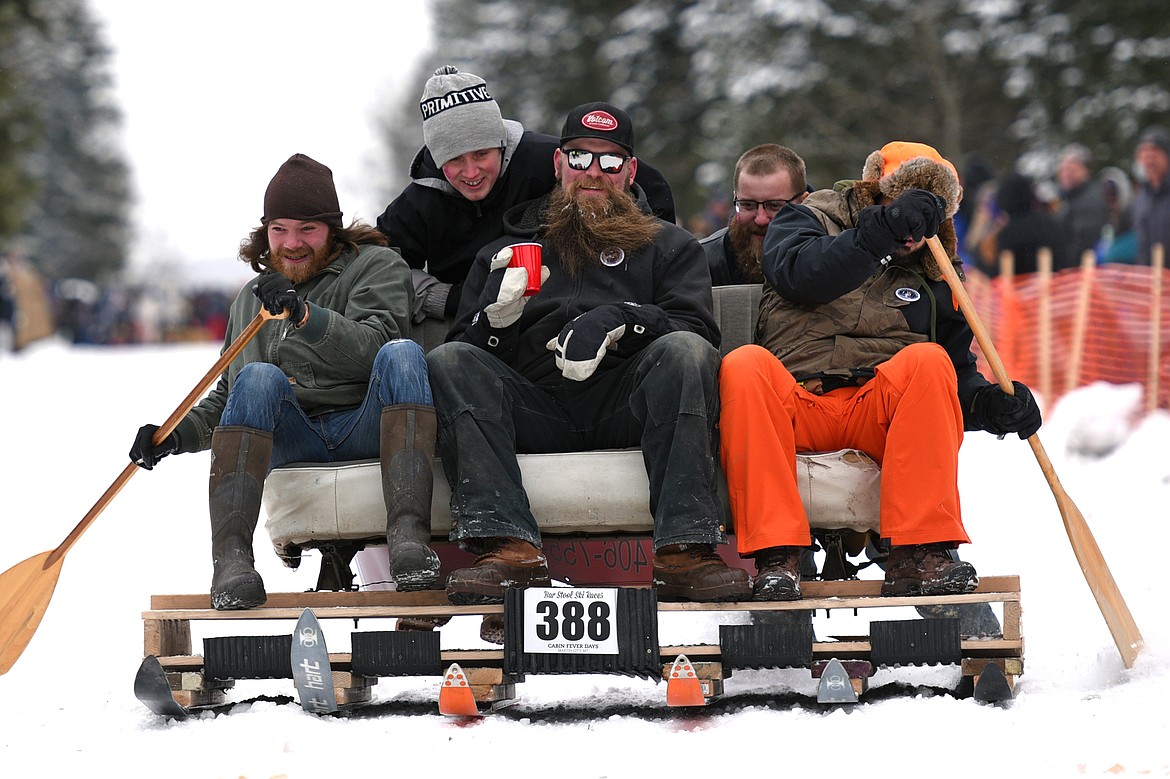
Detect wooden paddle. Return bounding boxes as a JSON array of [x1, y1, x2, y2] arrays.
[[926, 236, 1144, 668], [0, 307, 285, 675]]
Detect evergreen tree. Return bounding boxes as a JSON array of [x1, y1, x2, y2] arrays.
[[0, 0, 130, 281], [0, 1, 43, 240], [381, 0, 1170, 225]]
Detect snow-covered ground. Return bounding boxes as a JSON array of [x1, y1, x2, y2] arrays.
[[0, 338, 1167, 778]]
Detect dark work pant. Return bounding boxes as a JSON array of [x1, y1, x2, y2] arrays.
[[427, 331, 726, 551]]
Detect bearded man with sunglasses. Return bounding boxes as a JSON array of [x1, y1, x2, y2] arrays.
[[427, 102, 751, 605]]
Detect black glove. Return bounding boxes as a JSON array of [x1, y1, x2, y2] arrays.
[[857, 189, 946, 256], [252, 272, 308, 325], [546, 302, 670, 381], [130, 423, 180, 470], [971, 381, 1042, 439]]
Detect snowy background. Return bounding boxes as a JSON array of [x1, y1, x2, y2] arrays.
[[88, 0, 432, 290], [0, 338, 1168, 778]]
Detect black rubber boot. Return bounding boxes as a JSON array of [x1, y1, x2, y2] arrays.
[[208, 426, 272, 610], [382, 404, 441, 592]]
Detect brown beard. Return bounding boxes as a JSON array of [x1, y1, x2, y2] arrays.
[[543, 177, 661, 278], [727, 218, 766, 283], [271, 241, 337, 283]]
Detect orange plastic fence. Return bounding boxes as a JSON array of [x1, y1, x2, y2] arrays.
[[965, 262, 1170, 413]]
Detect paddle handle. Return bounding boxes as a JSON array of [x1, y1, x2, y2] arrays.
[[46, 309, 284, 567]]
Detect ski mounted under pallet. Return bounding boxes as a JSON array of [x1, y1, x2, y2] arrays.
[[291, 608, 338, 714], [133, 654, 190, 720]]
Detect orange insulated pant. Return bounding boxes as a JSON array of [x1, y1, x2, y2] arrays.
[[718, 342, 970, 555]]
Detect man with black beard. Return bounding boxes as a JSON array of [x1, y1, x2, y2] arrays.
[[129, 154, 439, 609], [428, 102, 751, 605], [718, 142, 1042, 607], [701, 144, 809, 285]]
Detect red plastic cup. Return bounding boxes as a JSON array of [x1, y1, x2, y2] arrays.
[[508, 242, 543, 296]]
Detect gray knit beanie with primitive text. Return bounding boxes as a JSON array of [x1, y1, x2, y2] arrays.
[[420, 65, 506, 167]]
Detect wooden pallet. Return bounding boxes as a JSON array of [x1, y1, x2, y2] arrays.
[[141, 575, 1022, 712]]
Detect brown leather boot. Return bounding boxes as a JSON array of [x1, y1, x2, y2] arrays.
[[881, 543, 979, 596], [208, 426, 272, 610], [753, 546, 803, 601], [653, 543, 752, 602], [381, 404, 441, 592], [445, 537, 551, 605], [396, 615, 452, 631]]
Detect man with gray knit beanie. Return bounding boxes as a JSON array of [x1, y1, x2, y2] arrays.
[[130, 153, 441, 609], [376, 66, 677, 325]]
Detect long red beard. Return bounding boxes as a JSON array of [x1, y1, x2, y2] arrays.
[[543, 177, 661, 278]]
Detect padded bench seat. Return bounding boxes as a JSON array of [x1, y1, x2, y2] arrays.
[[261, 285, 882, 569]]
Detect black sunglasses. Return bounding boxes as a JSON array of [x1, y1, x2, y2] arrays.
[[562, 148, 630, 175]]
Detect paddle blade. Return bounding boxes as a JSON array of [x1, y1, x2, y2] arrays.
[[0, 551, 64, 675]]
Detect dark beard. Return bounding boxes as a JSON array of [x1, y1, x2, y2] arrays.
[[888, 241, 930, 269], [543, 177, 661, 279], [270, 242, 336, 283], [727, 218, 765, 283]]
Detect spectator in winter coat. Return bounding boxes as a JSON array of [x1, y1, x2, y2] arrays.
[[1095, 166, 1138, 264], [129, 154, 439, 609], [1134, 126, 1170, 264], [700, 144, 809, 286], [376, 66, 676, 325], [1055, 143, 1109, 264], [428, 102, 750, 605], [992, 172, 1074, 275], [718, 141, 1042, 602]]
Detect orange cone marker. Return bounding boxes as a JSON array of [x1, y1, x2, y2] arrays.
[[665, 654, 706, 707], [438, 662, 480, 717]]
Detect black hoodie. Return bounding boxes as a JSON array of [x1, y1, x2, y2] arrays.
[[447, 186, 716, 389]]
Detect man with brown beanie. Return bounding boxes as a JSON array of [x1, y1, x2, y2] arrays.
[[129, 153, 440, 609], [718, 141, 1042, 605], [427, 102, 750, 606], [376, 66, 676, 326]]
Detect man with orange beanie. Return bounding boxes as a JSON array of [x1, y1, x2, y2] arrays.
[[718, 141, 1042, 601]]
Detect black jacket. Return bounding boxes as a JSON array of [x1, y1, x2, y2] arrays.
[[376, 124, 677, 317], [449, 186, 716, 389]]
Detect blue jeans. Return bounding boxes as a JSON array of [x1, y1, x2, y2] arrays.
[[220, 339, 432, 470]]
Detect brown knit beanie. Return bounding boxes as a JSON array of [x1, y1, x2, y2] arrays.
[[262, 153, 343, 229]]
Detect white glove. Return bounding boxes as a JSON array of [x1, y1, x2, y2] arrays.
[[480, 247, 549, 329]]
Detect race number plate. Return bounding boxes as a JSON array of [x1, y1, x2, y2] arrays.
[[523, 587, 619, 655]]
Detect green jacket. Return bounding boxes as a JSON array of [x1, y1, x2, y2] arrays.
[[174, 244, 413, 453]]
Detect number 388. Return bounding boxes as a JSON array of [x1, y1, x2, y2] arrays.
[[534, 600, 612, 642]]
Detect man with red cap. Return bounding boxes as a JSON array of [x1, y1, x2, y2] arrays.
[[129, 154, 440, 610], [718, 141, 1042, 602]]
